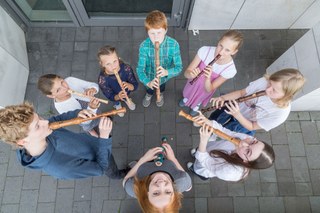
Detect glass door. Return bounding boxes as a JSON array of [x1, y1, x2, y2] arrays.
[[71, 0, 186, 26]]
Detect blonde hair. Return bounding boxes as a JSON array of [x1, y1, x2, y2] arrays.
[[219, 30, 244, 50], [145, 10, 168, 31], [265, 68, 305, 108], [134, 176, 182, 213], [0, 102, 34, 146]]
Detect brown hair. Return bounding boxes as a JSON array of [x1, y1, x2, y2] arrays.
[[97, 45, 117, 59], [145, 10, 168, 31], [265, 68, 305, 108], [210, 140, 275, 181], [38, 74, 62, 95], [219, 30, 244, 50], [0, 102, 34, 146], [133, 176, 182, 213]]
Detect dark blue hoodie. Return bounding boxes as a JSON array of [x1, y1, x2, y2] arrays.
[[16, 110, 112, 179]]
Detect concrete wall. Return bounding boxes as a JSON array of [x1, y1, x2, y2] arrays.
[[189, 0, 320, 30], [266, 21, 320, 111], [0, 6, 29, 107]]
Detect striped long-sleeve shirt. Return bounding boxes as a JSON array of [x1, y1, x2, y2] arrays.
[[136, 36, 183, 87]]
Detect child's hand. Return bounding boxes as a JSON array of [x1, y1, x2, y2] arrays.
[[117, 91, 127, 101], [99, 117, 113, 139], [162, 143, 176, 161], [88, 97, 100, 109], [122, 82, 134, 91], [140, 147, 163, 163], [84, 88, 97, 97], [147, 78, 159, 89], [157, 66, 168, 77], [210, 97, 225, 109], [224, 100, 241, 117], [78, 109, 96, 119], [203, 66, 212, 78], [190, 68, 201, 78], [199, 125, 213, 143]]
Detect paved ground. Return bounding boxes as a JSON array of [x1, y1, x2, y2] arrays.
[[1, 27, 320, 213]]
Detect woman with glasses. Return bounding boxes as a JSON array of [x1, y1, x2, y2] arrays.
[[187, 114, 275, 181]]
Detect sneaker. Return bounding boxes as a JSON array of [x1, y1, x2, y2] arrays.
[[156, 93, 164, 107], [127, 100, 136, 111], [179, 99, 186, 107], [187, 162, 209, 181], [142, 94, 152, 108], [190, 148, 197, 157], [190, 109, 199, 116], [113, 103, 124, 117]]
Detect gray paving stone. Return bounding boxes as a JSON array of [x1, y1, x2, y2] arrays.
[[161, 112, 176, 134], [285, 121, 301, 132], [7, 150, 24, 176], [90, 187, 109, 213], [228, 182, 245, 196], [55, 188, 74, 213], [144, 123, 160, 148], [270, 124, 288, 144], [119, 27, 132, 41], [180, 198, 195, 213], [119, 199, 140, 213], [88, 42, 106, 61], [129, 112, 144, 135], [301, 121, 320, 144], [306, 145, 320, 169], [0, 143, 10, 164], [278, 181, 296, 196], [194, 183, 211, 197], [194, 198, 207, 213], [45, 28, 61, 42], [104, 27, 119, 41], [2, 176, 23, 204], [259, 197, 285, 213], [176, 122, 192, 147], [74, 41, 88, 52], [37, 203, 55, 213], [208, 197, 233, 213], [73, 201, 91, 213], [61, 28, 76, 41], [274, 145, 292, 169], [58, 179, 75, 188], [19, 189, 38, 213], [310, 169, 320, 195], [113, 123, 129, 148], [310, 111, 320, 121], [291, 157, 310, 182], [284, 196, 311, 213], [74, 178, 92, 201], [26, 28, 46, 42], [109, 179, 125, 199], [1, 204, 19, 213], [89, 27, 104, 41], [72, 51, 87, 71], [259, 165, 277, 182], [287, 132, 305, 156], [260, 182, 279, 196], [38, 176, 57, 203], [132, 26, 145, 41], [234, 197, 259, 213], [295, 182, 313, 196], [22, 169, 41, 190], [210, 178, 229, 197], [112, 147, 127, 169], [309, 196, 320, 213], [56, 61, 72, 77], [75, 27, 90, 41], [127, 135, 144, 161]]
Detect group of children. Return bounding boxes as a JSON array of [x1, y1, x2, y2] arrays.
[[0, 10, 306, 213]]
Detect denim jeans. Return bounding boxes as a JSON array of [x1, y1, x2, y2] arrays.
[[209, 108, 256, 136]]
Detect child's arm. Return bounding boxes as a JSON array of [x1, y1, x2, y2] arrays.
[[165, 42, 183, 79], [136, 46, 153, 87], [98, 76, 117, 101], [184, 55, 202, 79], [204, 74, 227, 92]]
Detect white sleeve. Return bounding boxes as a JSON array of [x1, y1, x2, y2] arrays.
[[220, 63, 237, 79], [245, 77, 267, 95], [195, 151, 243, 181], [66, 77, 99, 94]]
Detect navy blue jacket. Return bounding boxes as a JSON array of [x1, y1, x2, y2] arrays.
[[16, 110, 112, 179]]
